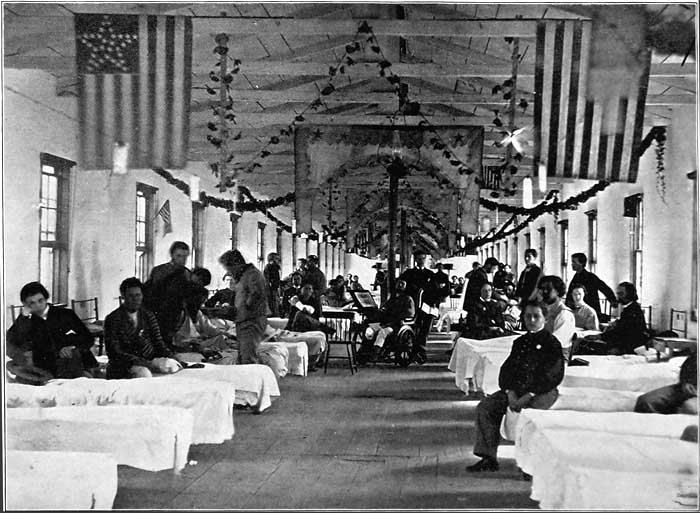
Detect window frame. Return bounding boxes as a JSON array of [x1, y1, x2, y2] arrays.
[[38, 153, 74, 303], [586, 210, 598, 273], [559, 220, 569, 284], [230, 212, 240, 249], [628, 195, 644, 297], [257, 221, 266, 269], [191, 202, 206, 268], [538, 227, 546, 272], [135, 183, 157, 283]]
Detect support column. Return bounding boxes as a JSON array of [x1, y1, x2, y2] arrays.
[[400, 208, 407, 274], [387, 172, 399, 297]]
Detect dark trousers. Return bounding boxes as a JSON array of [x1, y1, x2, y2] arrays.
[[634, 383, 693, 414], [473, 389, 559, 459], [413, 310, 434, 357]]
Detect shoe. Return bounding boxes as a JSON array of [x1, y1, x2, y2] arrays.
[[412, 353, 427, 365], [466, 458, 499, 472]]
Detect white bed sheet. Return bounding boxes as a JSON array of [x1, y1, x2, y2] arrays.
[[447, 334, 520, 394], [562, 356, 685, 391], [161, 363, 280, 412], [6, 405, 194, 471], [6, 449, 118, 510], [522, 427, 698, 509], [260, 341, 307, 376], [5, 377, 235, 444]]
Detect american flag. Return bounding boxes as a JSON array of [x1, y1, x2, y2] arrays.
[[75, 14, 192, 170], [534, 19, 650, 183], [157, 199, 173, 234]]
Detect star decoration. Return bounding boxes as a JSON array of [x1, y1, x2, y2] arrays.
[[453, 133, 464, 145], [78, 15, 138, 73], [312, 128, 323, 141]]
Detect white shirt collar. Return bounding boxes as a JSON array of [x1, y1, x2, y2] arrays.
[[39, 304, 50, 320]]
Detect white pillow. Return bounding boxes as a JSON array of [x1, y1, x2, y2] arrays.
[[151, 357, 182, 374]]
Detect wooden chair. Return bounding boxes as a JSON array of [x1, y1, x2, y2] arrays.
[[71, 297, 105, 356], [321, 310, 359, 374], [670, 309, 688, 338], [9, 305, 23, 322]]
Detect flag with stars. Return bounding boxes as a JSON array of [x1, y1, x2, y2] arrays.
[[75, 14, 192, 170]]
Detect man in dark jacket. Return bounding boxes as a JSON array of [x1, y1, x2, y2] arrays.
[[565, 253, 618, 321], [583, 282, 647, 355], [400, 250, 438, 364], [635, 352, 697, 414], [464, 283, 506, 339], [463, 257, 500, 311], [7, 281, 97, 378], [467, 300, 565, 472], [104, 277, 179, 379], [515, 249, 543, 307], [263, 252, 282, 317]]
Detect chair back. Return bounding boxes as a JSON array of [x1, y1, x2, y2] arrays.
[[405, 289, 423, 324], [322, 311, 356, 343], [9, 305, 23, 322], [670, 308, 688, 338], [71, 297, 99, 323], [641, 305, 653, 330], [449, 295, 461, 310], [599, 298, 612, 317]]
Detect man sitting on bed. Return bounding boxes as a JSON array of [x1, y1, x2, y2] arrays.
[[538, 275, 576, 360], [463, 282, 506, 340], [467, 301, 565, 472], [635, 352, 698, 415], [104, 278, 182, 379], [6, 281, 98, 379], [286, 282, 334, 336], [581, 282, 647, 355]]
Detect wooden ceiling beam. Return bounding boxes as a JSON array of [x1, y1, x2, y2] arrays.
[[195, 18, 539, 37], [261, 35, 355, 62]]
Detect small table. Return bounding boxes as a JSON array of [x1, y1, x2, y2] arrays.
[[652, 337, 697, 353]]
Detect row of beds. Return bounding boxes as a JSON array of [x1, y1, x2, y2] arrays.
[[447, 329, 698, 510], [4, 314, 330, 510]]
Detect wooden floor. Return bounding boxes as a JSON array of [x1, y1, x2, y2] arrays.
[[114, 345, 537, 510]]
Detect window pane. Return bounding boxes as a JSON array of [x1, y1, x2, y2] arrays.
[[40, 247, 54, 291], [42, 164, 55, 175], [48, 176, 57, 207], [136, 222, 146, 246], [137, 195, 146, 219]]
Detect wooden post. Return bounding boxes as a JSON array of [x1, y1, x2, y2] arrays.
[[387, 172, 399, 297], [400, 208, 407, 274]]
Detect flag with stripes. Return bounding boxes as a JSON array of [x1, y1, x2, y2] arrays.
[[534, 19, 651, 183], [157, 199, 173, 234], [75, 14, 192, 170]]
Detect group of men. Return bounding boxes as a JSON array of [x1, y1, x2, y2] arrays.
[[461, 249, 697, 473], [6, 242, 286, 381]]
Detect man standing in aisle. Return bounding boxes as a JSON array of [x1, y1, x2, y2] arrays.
[[263, 252, 282, 317], [565, 252, 618, 322], [219, 249, 269, 364], [515, 249, 543, 307], [400, 250, 438, 364]]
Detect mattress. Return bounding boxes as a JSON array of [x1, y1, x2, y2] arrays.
[[562, 356, 685, 392], [6, 450, 118, 510], [5, 377, 235, 444], [521, 427, 698, 509], [6, 405, 194, 471], [160, 363, 280, 412]]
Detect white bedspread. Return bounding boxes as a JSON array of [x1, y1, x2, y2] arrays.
[[260, 341, 307, 376], [5, 377, 235, 444], [447, 334, 520, 393], [562, 356, 685, 391], [161, 363, 280, 412], [550, 386, 643, 412], [6, 450, 118, 510], [6, 405, 194, 471], [521, 427, 698, 509]]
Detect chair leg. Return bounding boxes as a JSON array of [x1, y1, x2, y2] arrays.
[[350, 339, 359, 373], [323, 343, 330, 374], [346, 344, 354, 375]]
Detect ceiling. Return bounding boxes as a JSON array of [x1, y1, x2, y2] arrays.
[[3, 3, 697, 250]]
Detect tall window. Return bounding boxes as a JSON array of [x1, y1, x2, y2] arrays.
[[504, 239, 509, 268], [586, 210, 598, 273], [39, 154, 73, 303], [276, 228, 283, 268], [496, 243, 501, 262], [191, 203, 206, 268], [559, 220, 569, 283], [257, 222, 266, 269], [538, 227, 546, 272], [513, 236, 519, 277], [230, 213, 240, 249], [135, 183, 156, 282], [628, 195, 644, 295], [524, 232, 531, 251]]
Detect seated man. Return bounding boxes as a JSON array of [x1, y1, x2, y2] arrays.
[[366, 279, 416, 359], [171, 278, 239, 364], [463, 283, 506, 340], [280, 272, 303, 318], [493, 281, 521, 331], [569, 284, 599, 331], [582, 282, 647, 355], [203, 272, 235, 320], [286, 282, 334, 335], [538, 275, 576, 360], [467, 301, 565, 472], [104, 278, 182, 379], [326, 277, 352, 308], [635, 352, 697, 415], [6, 281, 98, 379]]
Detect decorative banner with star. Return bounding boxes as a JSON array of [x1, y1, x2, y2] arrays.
[[75, 14, 192, 170]]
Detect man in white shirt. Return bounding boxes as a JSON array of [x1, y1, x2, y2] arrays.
[[537, 275, 576, 360]]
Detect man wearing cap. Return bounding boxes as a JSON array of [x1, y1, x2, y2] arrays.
[[399, 250, 438, 364], [304, 255, 328, 301]]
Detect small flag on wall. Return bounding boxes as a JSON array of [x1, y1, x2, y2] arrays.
[[75, 14, 192, 170], [157, 199, 173, 234]]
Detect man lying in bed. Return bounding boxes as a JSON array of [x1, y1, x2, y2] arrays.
[[635, 352, 698, 415], [104, 278, 183, 379]]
